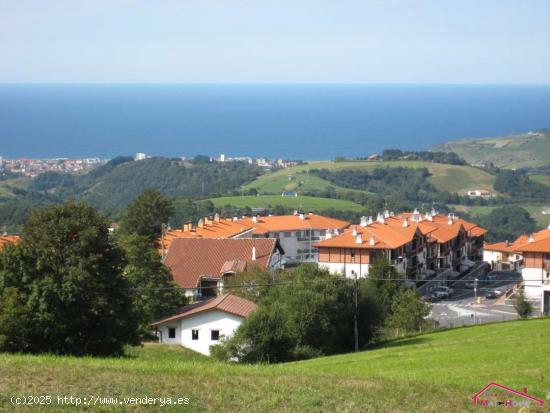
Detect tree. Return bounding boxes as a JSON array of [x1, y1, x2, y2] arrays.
[[222, 266, 275, 302], [119, 189, 175, 242], [514, 290, 533, 319], [384, 289, 431, 338], [213, 264, 379, 363], [0, 201, 139, 356], [116, 234, 186, 337], [478, 206, 537, 243]]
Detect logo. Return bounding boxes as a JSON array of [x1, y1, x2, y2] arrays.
[[472, 382, 544, 408]]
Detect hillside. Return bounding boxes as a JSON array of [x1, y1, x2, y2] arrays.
[[1, 319, 548, 412], [432, 129, 550, 169], [246, 160, 496, 195], [209, 194, 365, 212]]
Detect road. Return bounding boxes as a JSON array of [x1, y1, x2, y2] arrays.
[[428, 271, 522, 328]]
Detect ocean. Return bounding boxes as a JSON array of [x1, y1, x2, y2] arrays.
[[0, 84, 549, 160]]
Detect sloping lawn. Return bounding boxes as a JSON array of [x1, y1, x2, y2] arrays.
[[1, 319, 549, 412]]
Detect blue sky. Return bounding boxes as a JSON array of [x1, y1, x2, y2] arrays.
[[0, 0, 549, 83]]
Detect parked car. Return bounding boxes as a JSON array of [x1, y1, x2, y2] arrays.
[[419, 293, 440, 303], [484, 289, 504, 299], [433, 286, 453, 299]]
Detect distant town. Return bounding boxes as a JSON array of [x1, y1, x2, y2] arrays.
[[0, 152, 302, 177]]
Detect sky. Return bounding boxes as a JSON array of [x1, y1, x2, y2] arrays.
[[0, 0, 549, 84]]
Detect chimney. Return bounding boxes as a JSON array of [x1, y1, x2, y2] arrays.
[[528, 234, 534, 243], [204, 216, 212, 226], [325, 231, 332, 239], [299, 213, 305, 220], [369, 236, 376, 246], [214, 213, 220, 223], [505, 240, 510, 247], [352, 226, 357, 236], [377, 213, 385, 224], [198, 218, 204, 228], [403, 218, 409, 228], [448, 217, 453, 225], [293, 210, 298, 216], [252, 245, 257, 261], [183, 221, 192, 232], [367, 216, 373, 225], [431, 208, 437, 216], [384, 210, 390, 218], [548, 223, 550, 230], [334, 229, 339, 236], [413, 208, 419, 215], [360, 216, 367, 227], [233, 216, 238, 221], [355, 234, 362, 244], [252, 215, 258, 223]]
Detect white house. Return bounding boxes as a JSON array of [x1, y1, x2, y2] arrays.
[[150, 294, 256, 356]]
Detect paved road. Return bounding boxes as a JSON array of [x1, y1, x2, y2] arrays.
[[428, 271, 521, 328]]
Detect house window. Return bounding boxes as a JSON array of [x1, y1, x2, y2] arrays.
[[192, 329, 199, 340], [211, 330, 220, 341], [284, 232, 291, 238], [168, 327, 176, 339]]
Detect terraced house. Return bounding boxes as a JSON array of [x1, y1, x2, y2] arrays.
[[485, 227, 550, 315], [315, 210, 486, 279]]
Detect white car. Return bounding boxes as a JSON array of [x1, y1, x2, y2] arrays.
[[434, 286, 453, 299]]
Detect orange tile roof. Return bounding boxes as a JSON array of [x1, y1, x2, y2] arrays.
[[161, 218, 254, 251], [0, 235, 20, 251], [164, 238, 281, 289], [150, 293, 257, 326], [315, 212, 486, 250], [237, 213, 350, 235], [314, 220, 418, 250], [512, 229, 550, 253]]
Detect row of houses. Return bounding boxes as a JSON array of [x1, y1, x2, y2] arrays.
[[152, 210, 488, 354], [158, 210, 487, 300], [484, 227, 550, 315]]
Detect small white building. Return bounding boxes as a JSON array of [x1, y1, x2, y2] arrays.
[[150, 294, 256, 356]]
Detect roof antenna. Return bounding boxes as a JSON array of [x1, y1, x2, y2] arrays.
[[2, 225, 6, 236]]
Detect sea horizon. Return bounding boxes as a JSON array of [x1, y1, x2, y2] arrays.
[[1, 83, 549, 160]]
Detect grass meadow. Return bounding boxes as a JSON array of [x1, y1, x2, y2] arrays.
[[1, 318, 549, 412]]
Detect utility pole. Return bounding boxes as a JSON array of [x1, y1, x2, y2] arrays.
[[354, 272, 359, 352]]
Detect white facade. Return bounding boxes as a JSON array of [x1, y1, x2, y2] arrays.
[[319, 262, 371, 279], [263, 228, 332, 264], [522, 267, 550, 301], [156, 310, 245, 356]]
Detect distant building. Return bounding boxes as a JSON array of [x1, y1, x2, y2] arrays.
[[135, 152, 147, 161], [467, 189, 491, 198], [542, 207, 550, 215], [281, 191, 298, 197], [219, 154, 226, 162]]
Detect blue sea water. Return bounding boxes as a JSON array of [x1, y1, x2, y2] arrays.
[[0, 84, 549, 160]]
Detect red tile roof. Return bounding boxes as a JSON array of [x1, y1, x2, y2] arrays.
[[150, 293, 257, 326], [164, 238, 282, 289]]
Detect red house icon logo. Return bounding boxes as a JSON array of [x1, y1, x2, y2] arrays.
[[472, 382, 544, 407]]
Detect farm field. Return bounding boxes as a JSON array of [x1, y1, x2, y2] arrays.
[[209, 194, 365, 212], [0, 319, 549, 412], [452, 204, 550, 228], [246, 161, 495, 195]]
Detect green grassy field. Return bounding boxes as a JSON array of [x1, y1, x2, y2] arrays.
[[530, 173, 550, 187], [1, 319, 549, 412], [432, 131, 550, 169], [209, 194, 365, 212], [246, 161, 495, 195], [453, 204, 550, 228]]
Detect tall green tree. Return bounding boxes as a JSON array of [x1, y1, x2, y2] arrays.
[[384, 289, 431, 338], [0, 202, 139, 356], [119, 189, 175, 242], [117, 233, 185, 337]]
